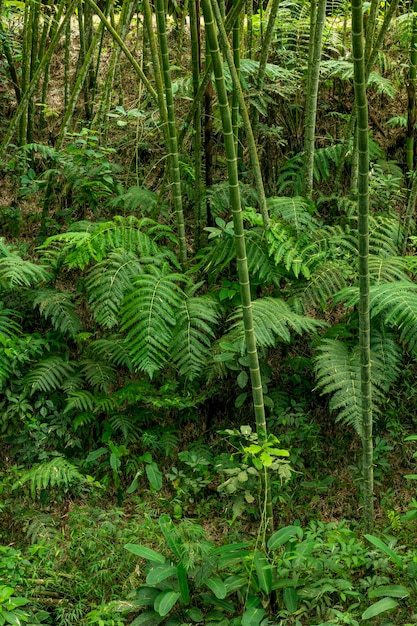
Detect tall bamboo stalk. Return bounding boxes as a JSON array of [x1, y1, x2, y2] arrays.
[[352, 0, 374, 533], [407, 0, 417, 173], [212, 0, 269, 229], [0, 0, 78, 157], [189, 0, 205, 249], [302, 0, 327, 199], [202, 0, 273, 535], [155, 0, 187, 267]]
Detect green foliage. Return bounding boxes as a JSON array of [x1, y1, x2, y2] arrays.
[[0, 238, 51, 288], [314, 332, 402, 435], [32, 289, 82, 337], [12, 455, 97, 499]]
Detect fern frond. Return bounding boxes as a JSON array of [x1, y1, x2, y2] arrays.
[[24, 357, 75, 395], [226, 297, 326, 350], [108, 413, 142, 442], [314, 333, 402, 435], [32, 289, 82, 337], [197, 230, 235, 281], [368, 216, 404, 256], [171, 289, 219, 380], [85, 250, 145, 328], [267, 196, 319, 235], [79, 359, 116, 392], [0, 240, 51, 287], [88, 336, 133, 370], [336, 281, 417, 353], [120, 264, 185, 377], [293, 262, 348, 311], [12, 456, 93, 499], [368, 255, 409, 283], [245, 233, 282, 286], [64, 390, 97, 414], [0, 304, 21, 340], [109, 186, 159, 214], [41, 216, 172, 270]]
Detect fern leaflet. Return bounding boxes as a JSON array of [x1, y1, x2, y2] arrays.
[[32, 289, 82, 337], [24, 357, 75, 394], [121, 264, 185, 377]]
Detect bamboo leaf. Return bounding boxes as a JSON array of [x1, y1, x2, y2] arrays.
[[124, 544, 166, 563], [267, 526, 299, 549], [364, 535, 404, 568]]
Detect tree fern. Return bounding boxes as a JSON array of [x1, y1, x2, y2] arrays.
[[32, 289, 82, 337], [24, 356, 75, 394], [171, 287, 219, 380], [12, 456, 95, 499], [225, 297, 326, 351], [120, 264, 185, 377], [0, 239, 51, 288]]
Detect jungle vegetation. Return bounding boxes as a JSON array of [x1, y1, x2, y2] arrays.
[[1, 0, 417, 624]]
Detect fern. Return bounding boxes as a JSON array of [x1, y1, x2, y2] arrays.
[[0, 239, 51, 287], [292, 262, 348, 311], [108, 413, 143, 442], [87, 336, 133, 370], [85, 250, 146, 328], [12, 456, 94, 498], [79, 359, 116, 392], [32, 289, 82, 337], [64, 390, 97, 414], [314, 333, 402, 435], [109, 185, 159, 215], [40, 216, 173, 270], [24, 357, 75, 394], [0, 304, 21, 340], [226, 297, 326, 351], [120, 264, 185, 376], [171, 288, 219, 380], [336, 281, 417, 353]]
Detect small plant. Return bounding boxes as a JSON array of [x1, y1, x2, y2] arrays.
[[0, 585, 50, 625]]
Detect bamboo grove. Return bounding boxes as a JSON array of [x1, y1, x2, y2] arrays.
[[2, 0, 417, 541]]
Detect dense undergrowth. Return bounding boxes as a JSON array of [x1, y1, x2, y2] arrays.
[[2, 0, 417, 625]]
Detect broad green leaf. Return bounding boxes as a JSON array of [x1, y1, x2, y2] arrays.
[[253, 550, 272, 594], [110, 452, 121, 471], [283, 587, 298, 613], [186, 607, 203, 622], [2, 611, 22, 626], [241, 606, 265, 626], [124, 544, 166, 563], [205, 577, 227, 599], [368, 585, 409, 599], [364, 535, 404, 569], [0, 589, 14, 603], [237, 370, 248, 388], [146, 565, 177, 585], [224, 575, 247, 593], [267, 526, 299, 549], [133, 587, 160, 607], [154, 590, 180, 617], [362, 597, 398, 620], [146, 462, 162, 491]]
